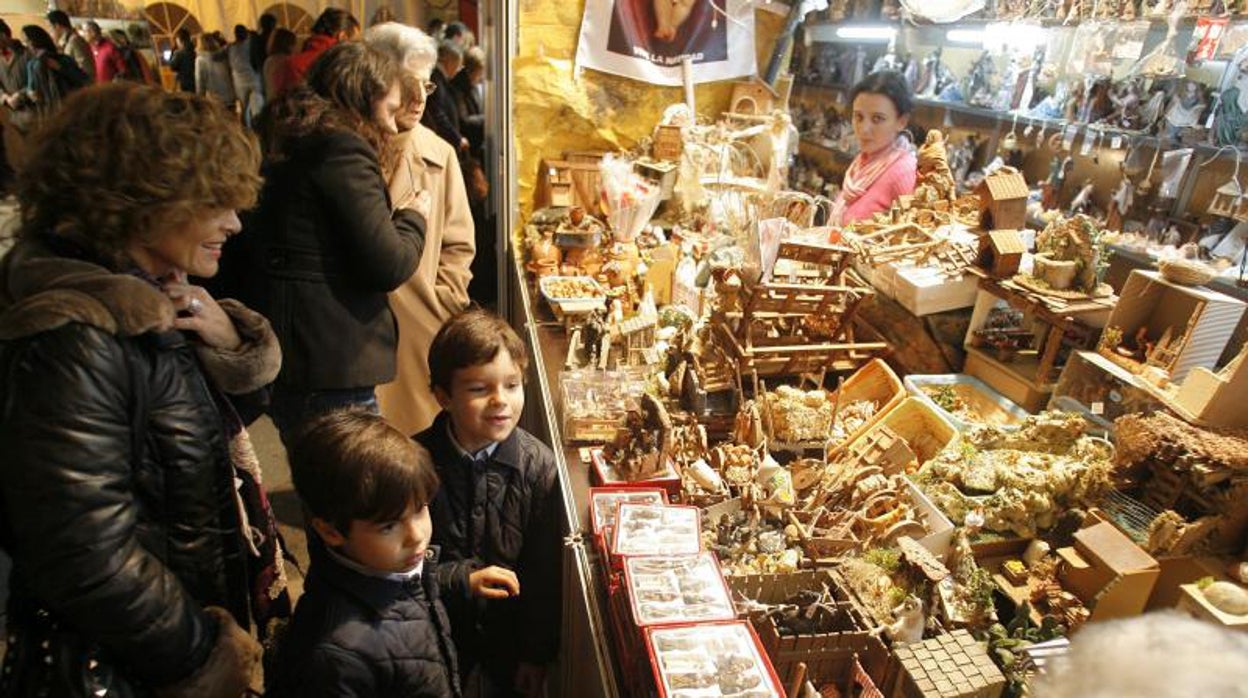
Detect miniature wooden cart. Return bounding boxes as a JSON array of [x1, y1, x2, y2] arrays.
[[715, 241, 887, 378]]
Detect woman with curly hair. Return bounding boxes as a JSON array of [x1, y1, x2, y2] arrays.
[[0, 83, 288, 697], [224, 40, 427, 440]]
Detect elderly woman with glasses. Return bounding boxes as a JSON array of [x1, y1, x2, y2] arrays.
[[364, 22, 476, 437]]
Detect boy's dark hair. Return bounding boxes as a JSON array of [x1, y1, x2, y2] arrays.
[[444, 21, 468, 40], [234, 24, 249, 42], [289, 408, 439, 534], [46, 10, 71, 29], [428, 307, 529, 394], [850, 70, 913, 118], [259, 13, 277, 31]]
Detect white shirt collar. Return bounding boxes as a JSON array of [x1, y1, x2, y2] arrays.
[[447, 421, 499, 462], [325, 544, 424, 582]]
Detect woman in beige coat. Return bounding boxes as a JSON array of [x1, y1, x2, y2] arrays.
[[367, 22, 475, 435]]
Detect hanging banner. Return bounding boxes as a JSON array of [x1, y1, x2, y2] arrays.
[[574, 0, 756, 86]]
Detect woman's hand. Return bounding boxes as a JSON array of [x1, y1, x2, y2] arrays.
[[395, 187, 432, 220], [162, 273, 242, 351], [468, 565, 520, 599]]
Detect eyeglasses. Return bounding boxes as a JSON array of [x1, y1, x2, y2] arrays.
[[422, 81, 437, 96]]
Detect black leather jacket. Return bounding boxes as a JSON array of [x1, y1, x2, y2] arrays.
[[0, 238, 282, 694]]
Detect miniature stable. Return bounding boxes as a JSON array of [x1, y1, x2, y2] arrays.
[[501, 1, 1248, 696]]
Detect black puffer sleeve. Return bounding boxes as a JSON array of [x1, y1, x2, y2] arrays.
[[0, 325, 214, 686]]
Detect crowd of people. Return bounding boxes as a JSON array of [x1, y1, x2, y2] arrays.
[[0, 7, 549, 698]]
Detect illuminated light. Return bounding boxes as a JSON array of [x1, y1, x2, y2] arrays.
[[946, 29, 986, 45], [835, 25, 898, 41]]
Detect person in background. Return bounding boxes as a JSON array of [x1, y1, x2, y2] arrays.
[[449, 45, 484, 154], [427, 17, 446, 41], [366, 21, 475, 437], [370, 6, 397, 26], [239, 41, 427, 440], [443, 21, 473, 49], [227, 24, 263, 128], [0, 20, 29, 186], [250, 13, 276, 75], [422, 40, 465, 153], [416, 309, 562, 698], [195, 32, 235, 106], [45, 11, 94, 83], [109, 28, 154, 83], [271, 410, 519, 697], [83, 21, 126, 83], [448, 44, 494, 307], [0, 81, 287, 698], [829, 70, 916, 225], [283, 8, 360, 89], [17, 25, 89, 124], [169, 27, 196, 92], [262, 28, 297, 104]]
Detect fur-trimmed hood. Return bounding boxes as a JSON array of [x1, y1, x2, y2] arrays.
[[0, 237, 176, 341], [0, 237, 281, 394]]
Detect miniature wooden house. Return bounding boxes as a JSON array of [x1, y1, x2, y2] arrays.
[[729, 79, 777, 116], [536, 159, 574, 209], [1207, 180, 1243, 220], [977, 230, 1026, 278], [652, 124, 683, 161], [977, 167, 1029, 231]]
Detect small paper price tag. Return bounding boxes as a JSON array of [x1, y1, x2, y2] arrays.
[[1080, 136, 1094, 156], [1111, 135, 1123, 149], [1091, 401, 1105, 415]]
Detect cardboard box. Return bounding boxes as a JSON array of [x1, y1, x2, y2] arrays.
[[892, 267, 980, 317], [1057, 521, 1160, 621], [1099, 269, 1245, 383]]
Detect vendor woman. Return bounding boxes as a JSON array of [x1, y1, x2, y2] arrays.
[[831, 71, 917, 225]]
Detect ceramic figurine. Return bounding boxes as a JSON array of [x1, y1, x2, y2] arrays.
[[1107, 171, 1135, 231], [1216, 58, 1248, 147], [1165, 79, 1207, 141]]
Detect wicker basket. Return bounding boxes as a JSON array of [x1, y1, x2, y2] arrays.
[[1157, 258, 1216, 286]]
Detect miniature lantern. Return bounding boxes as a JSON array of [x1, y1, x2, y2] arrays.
[[1208, 180, 1243, 219], [977, 167, 1029, 231], [729, 79, 777, 116], [978, 229, 1026, 278]]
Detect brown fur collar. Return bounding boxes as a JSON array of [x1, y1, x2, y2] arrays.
[[0, 238, 175, 341]]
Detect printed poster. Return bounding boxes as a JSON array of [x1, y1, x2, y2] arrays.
[[575, 0, 757, 86]]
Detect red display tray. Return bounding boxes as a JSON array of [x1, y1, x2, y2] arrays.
[[588, 486, 667, 537], [590, 448, 681, 498], [644, 620, 785, 698], [610, 503, 702, 558], [623, 552, 735, 628]]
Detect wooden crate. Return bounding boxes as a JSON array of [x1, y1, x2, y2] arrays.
[[728, 571, 890, 692], [844, 396, 958, 467]]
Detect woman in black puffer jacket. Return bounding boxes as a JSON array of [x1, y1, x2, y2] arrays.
[[0, 83, 288, 697]]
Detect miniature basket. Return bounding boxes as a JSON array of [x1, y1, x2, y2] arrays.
[[1157, 258, 1216, 286]]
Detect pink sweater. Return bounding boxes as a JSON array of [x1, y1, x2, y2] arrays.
[[836, 149, 918, 225]]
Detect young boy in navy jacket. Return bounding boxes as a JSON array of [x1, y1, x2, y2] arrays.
[[274, 409, 518, 697], [416, 308, 563, 698]]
